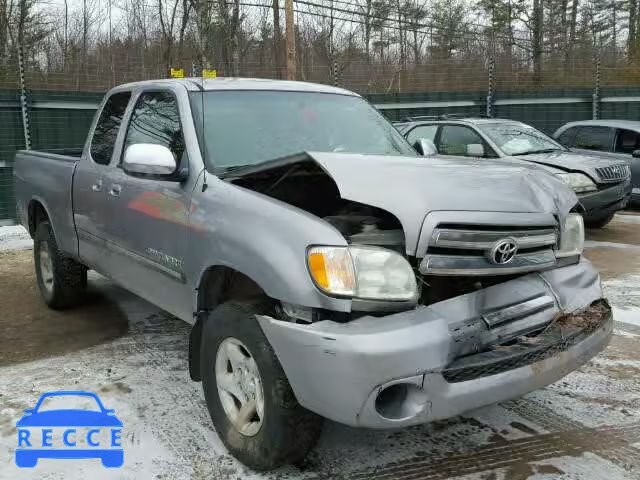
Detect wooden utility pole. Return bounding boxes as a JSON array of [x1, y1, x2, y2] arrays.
[[285, 0, 296, 80]]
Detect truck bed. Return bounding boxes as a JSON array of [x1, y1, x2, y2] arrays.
[[13, 150, 80, 257]]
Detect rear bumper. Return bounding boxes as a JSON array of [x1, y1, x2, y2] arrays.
[[258, 259, 610, 428]]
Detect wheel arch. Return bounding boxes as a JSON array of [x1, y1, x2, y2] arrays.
[[27, 198, 54, 239], [190, 265, 270, 382]]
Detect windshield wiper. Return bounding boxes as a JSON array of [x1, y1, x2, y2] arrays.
[[511, 148, 562, 156], [216, 164, 255, 176]]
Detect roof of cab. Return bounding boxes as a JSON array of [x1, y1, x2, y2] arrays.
[[112, 77, 360, 97]]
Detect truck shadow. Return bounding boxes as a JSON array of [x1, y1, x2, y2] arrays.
[[0, 251, 129, 366]]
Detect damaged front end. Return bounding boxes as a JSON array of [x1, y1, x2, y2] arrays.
[[225, 151, 611, 428]]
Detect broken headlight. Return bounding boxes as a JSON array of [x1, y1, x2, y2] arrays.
[[556, 173, 597, 193], [307, 246, 417, 301], [557, 213, 584, 258]]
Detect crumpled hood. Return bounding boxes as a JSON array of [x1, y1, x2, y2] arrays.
[[309, 152, 578, 255], [511, 150, 625, 180]]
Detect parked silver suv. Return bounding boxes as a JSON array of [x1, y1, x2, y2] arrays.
[[396, 116, 632, 227], [554, 120, 640, 206]]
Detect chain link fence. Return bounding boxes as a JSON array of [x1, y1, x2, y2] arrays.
[[1, 54, 639, 222]]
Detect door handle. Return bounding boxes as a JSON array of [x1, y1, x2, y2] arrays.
[[109, 184, 122, 197], [91, 180, 103, 192]]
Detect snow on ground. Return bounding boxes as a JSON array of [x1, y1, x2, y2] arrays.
[[0, 225, 31, 252], [0, 212, 639, 479]]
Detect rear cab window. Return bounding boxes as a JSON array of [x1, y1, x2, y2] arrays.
[[90, 92, 131, 165]]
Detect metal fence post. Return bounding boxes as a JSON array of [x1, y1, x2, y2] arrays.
[[17, 43, 31, 150], [486, 56, 495, 118], [592, 56, 600, 120]]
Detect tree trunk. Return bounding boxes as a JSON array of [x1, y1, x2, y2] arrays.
[[364, 0, 372, 63], [612, 0, 617, 61], [629, 0, 637, 60], [272, 0, 282, 78], [532, 0, 544, 85]]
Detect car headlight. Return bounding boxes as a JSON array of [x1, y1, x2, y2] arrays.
[[307, 246, 418, 301], [556, 173, 597, 193], [557, 213, 584, 258]]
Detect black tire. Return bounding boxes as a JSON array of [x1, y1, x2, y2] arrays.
[[33, 221, 87, 309], [584, 212, 615, 229], [200, 300, 323, 471]]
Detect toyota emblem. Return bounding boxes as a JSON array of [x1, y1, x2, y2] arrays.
[[487, 238, 518, 265]]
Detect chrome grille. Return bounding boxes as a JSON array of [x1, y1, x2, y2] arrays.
[[431, 227, 557, 250], [595, 164, 630, 183], [419, 225, 558, 276]]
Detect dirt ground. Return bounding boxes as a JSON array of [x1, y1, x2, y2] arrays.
[[0, 213, 639, 480]]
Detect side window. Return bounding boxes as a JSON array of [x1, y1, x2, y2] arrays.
[[438, 125, 488, 157], [90, 92, 131, 165], [573, 126, 614, 151], [556, 127, 578, 147], [122, 91, 185, 168], [614, 129, 640, 154], [406, 125, 438, 145]]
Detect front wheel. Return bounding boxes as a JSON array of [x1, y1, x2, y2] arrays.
[[200, 301, 323, 471]]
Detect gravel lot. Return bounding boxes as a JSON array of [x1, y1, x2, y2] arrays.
[[1, 213, 639, 480]]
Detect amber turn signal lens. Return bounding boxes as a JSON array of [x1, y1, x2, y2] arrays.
[[308, 252, 329, 289], [307, 247, 356, 296]]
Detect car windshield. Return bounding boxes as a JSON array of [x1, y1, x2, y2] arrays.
[[479, 123, 565, 156], [190, 90, 416, 172], [37, 395, 101, 412]]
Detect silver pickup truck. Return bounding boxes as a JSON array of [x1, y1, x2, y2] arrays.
[[14, 78, 612, 470]]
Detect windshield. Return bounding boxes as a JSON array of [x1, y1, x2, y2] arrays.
[[190, 91, 416, 171], [479, 123, 565, 156]]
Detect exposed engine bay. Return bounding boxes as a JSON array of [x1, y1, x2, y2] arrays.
[[226, 157, 406, 253], [225, 155, 524, 309]]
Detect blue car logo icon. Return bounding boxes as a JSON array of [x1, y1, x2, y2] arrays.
[[15, 391, 123, 468]]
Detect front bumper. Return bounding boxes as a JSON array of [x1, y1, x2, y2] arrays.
[[258, 259, 611, 428], [579, 182, 631, 218]]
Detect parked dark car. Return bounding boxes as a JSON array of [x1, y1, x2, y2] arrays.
[[554, 120, 640, 206], [396, 116, 632, 227]]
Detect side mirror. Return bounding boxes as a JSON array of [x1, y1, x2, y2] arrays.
[[123, 144, 177, 176], [632, 150, 640, 158], [23, 409, 34, 414], [466, 143, 485, 157], [414, 138, 438, 156]]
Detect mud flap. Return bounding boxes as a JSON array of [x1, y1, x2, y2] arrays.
[[189, 312, 205, 381]]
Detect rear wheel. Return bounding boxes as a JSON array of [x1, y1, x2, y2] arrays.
[[34, 222, 87, 309], [200, 300, 323, 470]]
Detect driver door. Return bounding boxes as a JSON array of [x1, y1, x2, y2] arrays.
[[106, 89, 193, 319]]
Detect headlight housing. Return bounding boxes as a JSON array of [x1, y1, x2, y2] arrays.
[[556, 173, 597, 193], [557, 213, 584, 258], [307, 246, 418, 301]]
